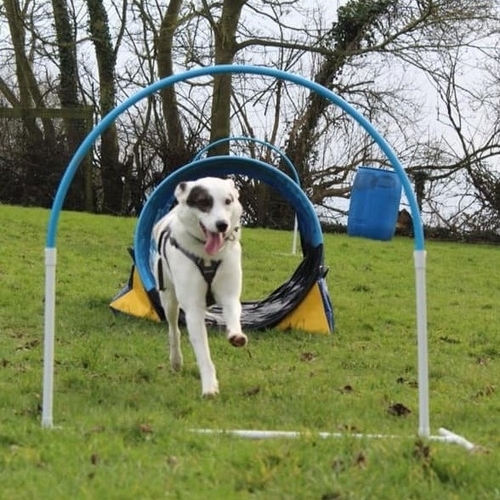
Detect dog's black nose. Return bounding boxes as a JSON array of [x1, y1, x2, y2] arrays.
[[216, 221, 228, 233]]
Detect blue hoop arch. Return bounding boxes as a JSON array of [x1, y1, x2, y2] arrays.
[[45, 64, 424, 251], [192, 136, 302, 257], [135, 156, 320, 294], [192, 136, 301, 186], [134, 155, 329, 330], [43, 64, 430, 437]]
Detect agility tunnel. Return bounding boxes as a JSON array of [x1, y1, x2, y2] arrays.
[[110, 139, 333, 334], [42, 63, 477, 449]]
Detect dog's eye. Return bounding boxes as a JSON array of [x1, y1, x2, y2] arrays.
[[198, 198, 212, 209], [225, 197, 232, 206]]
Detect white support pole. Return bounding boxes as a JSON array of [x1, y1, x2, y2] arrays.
[[414, 250, 430, 438], [42, 248, 57, 428], [291, 215, 298, 255]]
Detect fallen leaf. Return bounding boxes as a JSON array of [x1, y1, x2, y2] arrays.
[[167, 456, 179, 468], [331, 458, 345, 472], [413, 439, 431, 461], [243, 386, 260, 397], [470, 445, 490, 455], [472, 385, 495, 399], [139, 423, 153, 434], [300, 352, 316, 362], [439, 336, 460, 344], [321, 492, 343, 500], [339, 385, 354, 393], [87, 425, 105, 435], [396, 377, 418, 388], [337, 424, 359, 433], [16, 339, 40, 351], [355, 452, 367, 468], [388, 403, 411, 417]]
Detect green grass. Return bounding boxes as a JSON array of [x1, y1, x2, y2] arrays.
[[0, 203, 499, 499]]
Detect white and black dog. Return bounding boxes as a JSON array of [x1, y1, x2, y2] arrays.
[[153, 177, 247, 397]]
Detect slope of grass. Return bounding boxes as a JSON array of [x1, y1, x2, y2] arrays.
[[0, 203, 499, 499]]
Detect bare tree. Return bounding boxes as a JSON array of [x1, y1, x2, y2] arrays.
[[432, 45, 500, 232], [0, 0, 93, 209], [1, 0, 499, 231], [85, 0, 122, 213], [51, 0, 93, 210], [156, 0, 191, 167], [2, 0, 55, 140], [205, 0, 248, 155]]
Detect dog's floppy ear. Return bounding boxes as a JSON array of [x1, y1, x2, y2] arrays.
[[174, 181, 191, 204], [226, 178, 240, 199]]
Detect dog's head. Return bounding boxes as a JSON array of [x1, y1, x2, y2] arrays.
[[174, 177, 242, 255]]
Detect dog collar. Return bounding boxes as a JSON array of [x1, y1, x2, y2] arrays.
[[225, 226, 240, 242]]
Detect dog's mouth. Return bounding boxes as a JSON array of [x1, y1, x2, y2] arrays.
[[200, 223, 224, 255]]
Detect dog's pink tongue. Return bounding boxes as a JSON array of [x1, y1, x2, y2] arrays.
[[204, 231, 224, 255]]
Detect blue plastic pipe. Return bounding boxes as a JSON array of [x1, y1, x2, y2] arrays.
[[46, 64, 424, 251]]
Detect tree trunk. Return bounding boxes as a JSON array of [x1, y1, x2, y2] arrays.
[[86, 0, 121, 213], [156, 0, 190, 171], [208, 0, 247, 156], [3, 0, 56, 142], [52, 0, 93, 211]]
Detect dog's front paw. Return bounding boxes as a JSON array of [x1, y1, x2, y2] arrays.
[[228, 332, 248, 347], [202, 389, 219, 399]]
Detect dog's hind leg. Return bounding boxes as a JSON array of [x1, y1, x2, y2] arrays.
[[160, 289, 183, 372]]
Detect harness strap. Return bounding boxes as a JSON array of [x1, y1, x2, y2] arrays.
[[156, 258, 165, 291], [156, 226, 222, 306], [156, 227, 172, 292]]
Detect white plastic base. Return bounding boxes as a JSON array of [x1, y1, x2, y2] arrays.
[[191, 427, 477, 450]]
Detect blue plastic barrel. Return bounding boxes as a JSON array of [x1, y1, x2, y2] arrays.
[[347, 166, 402, 241]]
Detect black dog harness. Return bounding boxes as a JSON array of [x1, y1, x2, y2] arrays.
[[156, 226, 238, 306]]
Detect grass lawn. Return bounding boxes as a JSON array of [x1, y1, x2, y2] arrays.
[[0, 203, 499, 499]]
